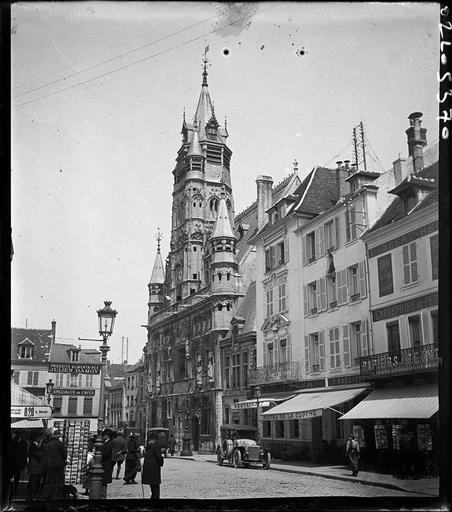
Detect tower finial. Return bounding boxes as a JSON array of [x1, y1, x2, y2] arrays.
[[293, 159, 299, 172], [183, 107, 186, 123], [202, 43, 210, 86], [156, 228, 162, 253]]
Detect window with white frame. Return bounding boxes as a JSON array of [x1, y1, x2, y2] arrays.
[[265, 240, 287, 272], [266, 289, 274, 317], [70, 350, 79, 362], [306, 231, 316, 262], [278, 283, 286, 312], [305, 332, 325, 373], [27, 371, 39, 386], [348, 265, 360, 301], [324, 219, 337, 251], [327, 274, 337, 307], [18, 344, 34, 359], [329, 327, 340, 369], [402, 242, 418, 284], [336, 269, 348, 305], [70, 373, 78, 387], [342, 325, 351, 367], [307, 281, 317, 314], [345, 205, 357, 242], [350, 322, 361, 365]]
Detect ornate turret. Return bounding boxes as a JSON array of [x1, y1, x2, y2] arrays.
[[148, 229, 165, 318]]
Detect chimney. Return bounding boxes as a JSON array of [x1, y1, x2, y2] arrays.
[[343, 160, 351, 172], [256, 175, 273, 229], [406, 112, 427, 173], [392, 156, 406, 185], [336, 161, 343, 200], [51, 319, 56, 344]]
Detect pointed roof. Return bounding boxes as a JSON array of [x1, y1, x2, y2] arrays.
[[187, 118, 204, 157], [150, 247, 165, 285], [211, 194, 235, 240], [194, 84, 214, 141]]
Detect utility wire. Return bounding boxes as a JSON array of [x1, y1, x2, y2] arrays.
[[322, 140, 353, 167], [13, 12, 222, 99], [14, 5, 275, 109]]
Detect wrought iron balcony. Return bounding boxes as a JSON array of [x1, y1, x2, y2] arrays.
[[248, 361, 301, 385], [359, 343, 439, 378]]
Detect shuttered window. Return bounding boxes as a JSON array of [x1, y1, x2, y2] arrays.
[[402, 242, 418, 284], [68, 397, 78, 415], [319, 331, 325, 371], [319, 278, 327, 311], [337, 270, 348, 305], [304, 336, 310, 373], [329, 327, 340, 369], [83, 397, 93, 415], [342, 325, 351, 367]]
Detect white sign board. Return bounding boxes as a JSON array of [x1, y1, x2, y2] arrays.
[[11, 406, 52, 419]]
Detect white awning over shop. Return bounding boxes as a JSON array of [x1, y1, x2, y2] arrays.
[[339, 384, 438, 420], [11, 418, 45, 429], [261, 386, 369, 420], [232, 392, 296, 410]]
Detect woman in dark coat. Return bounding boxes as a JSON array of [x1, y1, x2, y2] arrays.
[[100, 429, 114, 498], [123, 434, 140, 484], [141, 435, 164, 500]]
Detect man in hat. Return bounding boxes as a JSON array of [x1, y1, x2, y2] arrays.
[[111, 431, 127, 480], [43, 429, 67, 499], [123, 433, 140, 485], [100, 428, 114, 498]]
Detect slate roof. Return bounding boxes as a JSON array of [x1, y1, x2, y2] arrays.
[[368, 161, 438, 233], [292, 167, 348, 215], [11, 327, 53, 363], [236, 281, 257, 335], [49, 343, 100, 364], [108, 363, 130, 381]]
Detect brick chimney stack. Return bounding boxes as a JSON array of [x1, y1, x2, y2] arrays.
[[256, 175, 273, 229], [406, 112, 427, 173], [51, 319, 56, 344]]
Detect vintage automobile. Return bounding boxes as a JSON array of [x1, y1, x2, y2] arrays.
[[147, 427, 169, 457], [216, 424, 271, 469]]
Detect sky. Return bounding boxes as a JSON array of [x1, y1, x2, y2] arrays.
[[11, 2, 439, 365]]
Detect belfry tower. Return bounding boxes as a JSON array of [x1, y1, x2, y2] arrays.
[[166, 51, 234, 303]]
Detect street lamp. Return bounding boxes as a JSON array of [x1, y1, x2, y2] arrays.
[[89, 300, 117, 500], [255, 386, 261, 437], [45, 378, 55, 411]]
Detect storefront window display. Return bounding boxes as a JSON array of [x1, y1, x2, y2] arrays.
[[352, 425, 366, 448], [417, 424, 432, 451], [374, 424, 389, 449], [392, 424, 402, 451]]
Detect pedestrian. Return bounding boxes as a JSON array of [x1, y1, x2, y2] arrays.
[[400, 430, 416, 479], [100, 428, 114, 498], [345, 434, 360, 476], [111, 430, 127, 479], [123, 433, 140, 485], [141, 432, 164, 500], [168, 434, 176, 457], [11, 430, 28, 498], [26, 432, 46, 501], [81, 440, 95, 496], [43, 429, 67, 499]]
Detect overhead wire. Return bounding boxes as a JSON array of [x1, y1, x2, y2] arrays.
[[13, 12, 223, 99], [13, 5, 276, 109]]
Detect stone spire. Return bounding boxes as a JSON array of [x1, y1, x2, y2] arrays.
[[187, 117, 204, 157], [149, 228, 165, 285], [211, 190, 235, 240]]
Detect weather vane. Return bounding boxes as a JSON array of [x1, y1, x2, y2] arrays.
[[156, 228, 162, 252]]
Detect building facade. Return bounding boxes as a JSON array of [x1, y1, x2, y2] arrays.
[[341, 113, 439, 472]]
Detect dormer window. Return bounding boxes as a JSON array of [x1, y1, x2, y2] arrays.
[[206, 124, 217, 139], [18, 338, 35, 359], [69, 349, 79, 362], [404, 189, 418, 213]]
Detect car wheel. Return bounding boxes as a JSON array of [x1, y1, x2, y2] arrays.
[[216, 449, 224, 466], [233, 450, 242, 469], [263, 452, 271, 470]]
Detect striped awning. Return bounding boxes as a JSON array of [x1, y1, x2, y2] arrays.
[[11, 418, 45, 429], [262, 386, 369, 420], [340, 383, 438, 420], [11, 381, 46, 407]]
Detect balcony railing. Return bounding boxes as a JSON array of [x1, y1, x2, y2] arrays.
[[359, 343, 439, 378], [248, 361, 301, 385]]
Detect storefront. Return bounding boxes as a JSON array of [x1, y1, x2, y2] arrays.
[[260, 384, 370, 461], [339, 382, 438, 476], [11, 381, 52, 438]]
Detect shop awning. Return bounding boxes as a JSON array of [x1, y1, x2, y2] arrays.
[[11, 418, 45, 429], [261, 386, 369, 420], [11, 381, 46, 407], [339, 383, 438, 420]]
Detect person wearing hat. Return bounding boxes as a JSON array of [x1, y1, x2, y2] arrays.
[[43, 429, 67, 499], [141, 431, 164, 500], [345, 433, 360, 477], [111, 430, 127, 480], [100, 428, 114, 498], [123, 433, 140, 485]]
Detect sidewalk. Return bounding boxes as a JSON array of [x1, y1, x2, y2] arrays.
[[189, 453, 439, 496]]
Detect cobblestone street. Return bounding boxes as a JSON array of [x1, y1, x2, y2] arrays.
[[79, 457, 419, 500]]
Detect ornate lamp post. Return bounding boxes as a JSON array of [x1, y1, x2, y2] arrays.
[[180, 396, 193, 456], [89, 300, 117, 499], [45, 378, 55, 411]]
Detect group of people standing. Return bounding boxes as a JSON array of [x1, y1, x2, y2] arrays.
[[10, 428, 68, 501], [83, 428, 164, 500]]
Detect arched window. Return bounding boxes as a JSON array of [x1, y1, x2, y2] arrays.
[[210, 197, 219, 216]]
